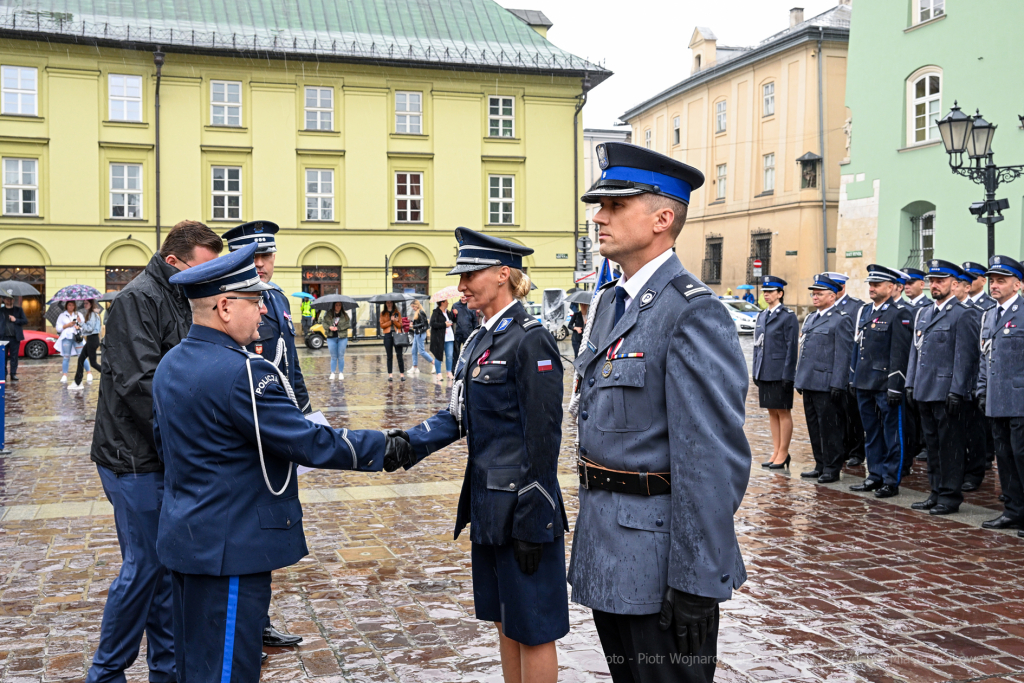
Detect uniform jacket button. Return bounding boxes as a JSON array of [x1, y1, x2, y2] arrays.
[[588, 378, 595, 386], [546, 523, 553, 529], [286, 519, 291, 526], [721, 573, 730, 583], [509, 482, 516, 490], [580, 447, 588, 456], [581, 411, 589, 420], [655, 519, 663, 527], [614, 373, 620, 380]]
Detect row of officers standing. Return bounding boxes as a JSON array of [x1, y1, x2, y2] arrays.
[[752, 257, 1024, 532]]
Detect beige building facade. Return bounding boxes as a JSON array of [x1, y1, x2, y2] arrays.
[[621, 4, 850, 307]]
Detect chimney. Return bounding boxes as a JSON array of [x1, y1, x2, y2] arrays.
[[790, 7, 804, 27]]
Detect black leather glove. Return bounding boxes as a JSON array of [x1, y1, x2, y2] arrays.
[[946, 393, 962, 417], [830, 387, 845, 403], [512, 539, 543, 575], [383, 429, 413, 472], [887, 390, 902, 407], [847, 383, 857, 398], [782, 380, 793, 393], [795, 387, 803, 396], [979, 393, 987, 413], [657, 588, 717, 657]]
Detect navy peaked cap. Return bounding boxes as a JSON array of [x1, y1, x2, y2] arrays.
[[903, 268, 926, 281], [169, 242, 273, 299], [926, 259, 964, 279], [448, 227, 534, 276], [986, 255, 1024, 279], [222, 220, 279, 253], [761, 275, 787, 290], [582, 142, 705, 205], [865, 264, 901, 283], [809, 274, 841, 293], [963, 261, 988, 278]]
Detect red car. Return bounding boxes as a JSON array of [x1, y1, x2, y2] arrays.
[[19, 329, 60, 359]]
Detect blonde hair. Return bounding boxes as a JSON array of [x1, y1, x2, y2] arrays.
[[508, 268, 532, 300]]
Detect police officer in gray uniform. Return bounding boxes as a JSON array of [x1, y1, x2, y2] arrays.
[[824, 272, 867, 467], [906, 260, 981, 515], [962, 261, 997, 490], [900, 267, 931, 466], [568, 142, 751, 683], [902, 268, 931, 309], [795, 275, 855, 482]]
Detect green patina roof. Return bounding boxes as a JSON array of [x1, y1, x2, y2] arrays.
[[0, 0, 609, 81]]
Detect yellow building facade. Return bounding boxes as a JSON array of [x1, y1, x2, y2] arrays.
[[0, 2, 606, 329], [621, 5, 849, 308]]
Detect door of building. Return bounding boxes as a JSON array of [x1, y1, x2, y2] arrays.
[[0, 266, 45, 330]]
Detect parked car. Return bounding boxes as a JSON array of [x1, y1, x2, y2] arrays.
[[720, 297, 762, 318], [19, 329, 60, 359], [719, 299, 757, 334]]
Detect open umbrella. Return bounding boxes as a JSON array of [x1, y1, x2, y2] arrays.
[[98, 290, 120, 302], [0, 280, 40, 297], [566, 290, 595, 305], [49, 284, 102, 303], [736, 284, 755, 290], [291, 292, 315, 299], [368, 292, 416, 303], [311, 294, 359, 311], [430, 285, 461, 303]]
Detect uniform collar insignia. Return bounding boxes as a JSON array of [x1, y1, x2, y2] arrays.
[[882, 303, 889, 310], [495, 317, 513, 333], [639, 289, 656, 308]]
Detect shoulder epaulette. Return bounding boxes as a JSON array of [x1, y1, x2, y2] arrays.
[[779, 306, 792, 314], [840, 310, 848, 316], [267, 281, 284, 293], [518, 313, 542, 330], [895, 304, 906, 309], [668, 274, 712, 301]]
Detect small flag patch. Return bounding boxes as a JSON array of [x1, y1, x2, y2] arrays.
[[537, 359, 553, 372]]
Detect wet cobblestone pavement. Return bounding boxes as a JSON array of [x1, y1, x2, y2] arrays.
[[2, 339, 1024, 682]]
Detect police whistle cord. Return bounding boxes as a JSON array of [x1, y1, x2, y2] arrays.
[[272, 335, 300, 407], [447, 326, 483, 428], [245, 356, 294, 496]]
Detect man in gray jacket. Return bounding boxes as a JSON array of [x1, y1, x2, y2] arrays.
[[569, 142, 750, 683]]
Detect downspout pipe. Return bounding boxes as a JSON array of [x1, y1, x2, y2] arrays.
[[573, 73, 592, 259], [817, 28, 828, 271], [154, 48, 164, 252]]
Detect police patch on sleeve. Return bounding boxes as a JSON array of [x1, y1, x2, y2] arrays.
[[254, 373, 279, 396]]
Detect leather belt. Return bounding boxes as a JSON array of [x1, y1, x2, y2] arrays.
[[577, 455, 671, 496]]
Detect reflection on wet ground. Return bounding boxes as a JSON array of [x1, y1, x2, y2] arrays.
[[2, 342, 1023, 682]]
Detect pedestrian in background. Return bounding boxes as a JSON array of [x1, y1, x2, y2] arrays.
[[379, 299, 405, 381], [570, 302, 588, 358], [409, 299, 433, 375], [752, 276, 798, 470], [430, 299, 455, 382], [319, 301, 350, 381], [300, 296, 313, 334], [452, 294, 478, 360], [0, 291, 26, 382], [55, 300, 84, 384], [70, 299, 101, 391]]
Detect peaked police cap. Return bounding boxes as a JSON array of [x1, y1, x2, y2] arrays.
[[222, 220, 280, 253], [582, 142, 704, 205]]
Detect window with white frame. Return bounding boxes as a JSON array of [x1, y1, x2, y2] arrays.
[[2, 66, 37, 115], [3, 158, 37, 215], [763, 154, 775, 192], [210, 81, 242, 126], [918, 0, 944, 23], [109, 74, 142, 121], [673, 116, 680, 146], [716, 163, 727, 200], [305, 169, 334, 221], [488, 96, 514, 137], [211, 166, 241, 220], [919, 212, 935, 266], [396, 91, 422, 134], [395, 172, 422, 222], [910, 71, 941, 143], [111, 163, 142, 218], [715, 100, 727, 133], [488, 175, 514, 224], [644, 129, 651, 149], [305, 87, 333, 130], [763, 83, 775, 117]]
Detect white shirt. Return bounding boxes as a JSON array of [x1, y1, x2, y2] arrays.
[[811, 303, 836, 321], [997, 293, 1020, 317], [617, 249, 676, 310], [970, 292, 986, 304], [482, 299, 517, 332], [911, 293, 928, 306], [934, 296, 955, 313]]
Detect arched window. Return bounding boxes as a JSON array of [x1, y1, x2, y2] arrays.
[[908, 69, 941, 144]]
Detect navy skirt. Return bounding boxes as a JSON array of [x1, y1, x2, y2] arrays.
[[757, 379, 794, 410]]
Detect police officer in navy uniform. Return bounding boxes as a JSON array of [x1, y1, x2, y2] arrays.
[[752, 275, 799, 470], [796, 275, 855, 483], [847, 265, 914, 495], [823, 272, 867, 468], [906, 260, 981, 515], [153, 243, 408, 682], [962, 260, 997, 490], [388, 228, 569, 681], [566, 142, 750, 683], [902, 268, 931, 308], [976, 255, 1024, 532]]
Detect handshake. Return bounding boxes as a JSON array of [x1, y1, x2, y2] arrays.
[[383, 429, 415, 472]]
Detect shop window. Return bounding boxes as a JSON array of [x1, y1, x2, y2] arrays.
[[302, 266, 341, 298], [105, 266, 144, 292], [392, 266, 429, 295]]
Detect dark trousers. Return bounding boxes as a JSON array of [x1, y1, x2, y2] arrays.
[[856, 390, 906, 486], [803, 390, 846, 476], [991, 417, 1024, 520], [593, 607, 718, 683], [87, 467, 174, 683], [383, 332, 404, 374], [918, 401, 967, 508], [171, 571, 271, 683], [904, 398, 924, 459], [1, 336, 16, 379], [74, 333, 100, 385], [964, 399, 989, 487], [842, 393, 866, 461]]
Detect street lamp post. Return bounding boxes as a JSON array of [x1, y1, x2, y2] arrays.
[[936, 102, 1024, 258]]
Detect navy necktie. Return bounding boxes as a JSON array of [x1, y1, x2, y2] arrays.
[[613, 286, 628, 327]]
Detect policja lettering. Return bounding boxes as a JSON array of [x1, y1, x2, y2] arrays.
[[254, 373, 279, 396]]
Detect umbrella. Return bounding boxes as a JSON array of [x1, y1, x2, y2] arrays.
[[368, 292, 416, 303], [49, 284, 102, 303], [566, 290, 595, 305], [98, 290, 120, 302], [430, 285, 461, 303], [0, 280, 40, 297], [311, 294, 359, 311], [736, 284, 755, 290], [291, 292, 315, 300]]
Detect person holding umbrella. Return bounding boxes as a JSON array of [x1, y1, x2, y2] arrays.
[[408, 299, 434, 375], [379, 298, 406, 381], [55, 300, 85, 383], [69, 299, 102, 391], [0, 287, 28, 382]]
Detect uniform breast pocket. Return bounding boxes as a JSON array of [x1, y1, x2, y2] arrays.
[[932, 323, 950, 343], [596, 359, 652, 433], [257, 496, 302, 530], [470, 366, 513, 412]]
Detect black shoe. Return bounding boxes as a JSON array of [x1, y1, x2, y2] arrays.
[[761, 460, 775, 468], [962, 481, 981, 492], [849, 479, 882, 492], [817, 473, 840, 484], [263, 625, 303, 647], [874, 484, 899, 498], [768, 455, 791, 470], [981, 515, 1024, 530], [846, 457, 864, 467], [999, 494, 1008, 503], [1018, 530, 1024, 539], [911, 499, 937, 510], [930, 504, 959, 515], [261, 652, 268, 665], [9, 375, 17, 381], [800, 469, 822, 479]]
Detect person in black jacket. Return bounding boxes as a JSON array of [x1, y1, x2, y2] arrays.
[[569, 303, 587, 358], [452, 296, 478, 360], [86, 220, 223, 683], [430, 299, 455, 381], [0, 291, 27, 382]]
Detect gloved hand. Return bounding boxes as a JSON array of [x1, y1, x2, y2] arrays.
[[979, 393, 987, 413], [946, 393, 962, 417], [782, 380, 793, 393], [383, 429, 413, 472], [512, 539, 543, 575], [657, 588, 718, 657], [905, 387, 915, 408], [796, 387, 803, 396], [830, 387, 845, 403], [887, 390, 902, 407], [847, 383, 857, 398]]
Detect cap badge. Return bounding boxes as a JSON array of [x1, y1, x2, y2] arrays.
[[995, 257, 1001, 263], [597, 144, 609, 170], [254, 222, 264, 233]]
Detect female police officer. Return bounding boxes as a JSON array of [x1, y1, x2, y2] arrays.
[[386, 227, 568, 683], [752, 275, 799, 469]]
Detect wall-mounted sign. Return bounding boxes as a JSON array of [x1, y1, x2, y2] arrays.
[[555, 253, 568, 259], [845, 250, 863, 258], [826, 248, 837, 254], [785, 250, 798, 256]]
